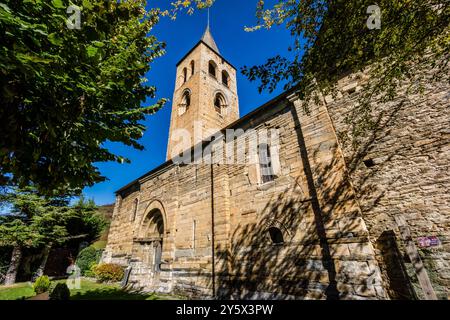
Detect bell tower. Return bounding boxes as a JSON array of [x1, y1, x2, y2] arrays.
[[166, 23, 239, 160]]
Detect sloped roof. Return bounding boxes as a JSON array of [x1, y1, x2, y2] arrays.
[[176, 25, 235, 69], [201, 25, 220, 53]]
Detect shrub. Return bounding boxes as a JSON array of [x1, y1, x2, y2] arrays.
[[33, 275, 51, 294], [85, 263, 98, 278], [49, 283, 71, 300], [76, 246, 103, 276], [93, 263, 124, 283]]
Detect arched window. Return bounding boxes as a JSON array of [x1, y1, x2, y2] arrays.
[[178, 90, 191, 116], [268, 227, 284, 244], [190, 60, 195, 76], [182, 67, 187, 83], [214, 93, 226, 115], [183, 91, 191, 107], [131, 198, 138, 222], [208, 61, 217, 78], [258, 143, 275, 183], [222, 70, 229, 87]]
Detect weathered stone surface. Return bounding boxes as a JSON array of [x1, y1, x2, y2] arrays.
[[326, 71, 450, 299], [102, 30, 449, 300]]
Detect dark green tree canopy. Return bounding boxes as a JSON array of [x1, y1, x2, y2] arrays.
[[0, 0, 166, 195], [0, 187, 106, 249], [241, 1, 449, 98]]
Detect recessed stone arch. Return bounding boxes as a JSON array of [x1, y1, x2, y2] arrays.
[[208, 60, 217, 78], [262, 219, 292, 244], [213, 90, 228, 115], [133, 200, 168, 273], [222, 70, 230, 87], [178, 89, 191, 116], [138, 199, 168, 239]]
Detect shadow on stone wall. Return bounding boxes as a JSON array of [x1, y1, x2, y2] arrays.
[[329, 80, 450, 299], [208, 100, 385, 300]]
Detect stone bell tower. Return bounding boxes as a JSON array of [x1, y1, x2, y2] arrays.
[[166, 23, 240, 160]]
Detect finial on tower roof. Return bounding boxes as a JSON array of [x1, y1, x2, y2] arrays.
[[201, 8, 220, 53]]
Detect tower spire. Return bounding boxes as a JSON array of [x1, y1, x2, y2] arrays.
[[201, 8, 220, 53]]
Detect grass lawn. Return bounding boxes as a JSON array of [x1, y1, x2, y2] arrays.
[[0, 279, 182, 300]]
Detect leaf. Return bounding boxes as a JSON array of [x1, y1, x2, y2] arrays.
[[51, 0, 65, 9], [48, 33, 63, 46], [15, 52, 52, 64], [86, 45, 98, 57], [82, 0, 94, 10], [92, 41, 105, 48], [0, 3, 11, 13]]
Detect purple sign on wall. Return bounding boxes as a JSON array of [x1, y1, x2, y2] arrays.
[[417, 236, 440, 248]]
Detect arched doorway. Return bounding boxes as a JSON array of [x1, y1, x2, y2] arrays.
[[129, 200, 169, 290], [140, 208, 164, 272]]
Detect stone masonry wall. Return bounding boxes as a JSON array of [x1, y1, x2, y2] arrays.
[[325, 72, 450, 299], [214, 94, 386, 299], [104, 91, 388, 299]]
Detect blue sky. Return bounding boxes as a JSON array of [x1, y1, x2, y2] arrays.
[[83, 0, 295, 205]]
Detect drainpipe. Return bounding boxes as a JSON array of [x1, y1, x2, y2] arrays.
[[210, 162, 216, 298]]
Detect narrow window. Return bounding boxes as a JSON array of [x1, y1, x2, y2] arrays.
[[190, 60, 195, 76], [183, 91, 191, 107], [131, 198, 138, 222], [208, 61, 216, 78], [214, 93, 226, 115], [258, 143, 275, 183], [183, 67, 187, 83], [222, 70, 229, 87], [268, 227, 284, 244], [214, 95, 222, 114], [178, 90, 191, 116]]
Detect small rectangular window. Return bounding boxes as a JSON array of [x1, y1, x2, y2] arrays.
[[209, 61, 216, 78], [258, 144, 275, 183]]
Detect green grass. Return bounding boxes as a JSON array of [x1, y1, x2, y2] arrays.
[[0, 282, 35, 300], [90, 240, 107, 250], [0, 279, 181, 300]]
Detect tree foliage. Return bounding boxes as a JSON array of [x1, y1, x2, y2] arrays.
[[0, 188, 106, 250], [241, 0, 449, 101], [68, 196, 106, 244], [0, 0, 166, 195]]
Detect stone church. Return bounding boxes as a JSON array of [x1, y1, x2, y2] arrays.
[[102, 25, 450, 299]]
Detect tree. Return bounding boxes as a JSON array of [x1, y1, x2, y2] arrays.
[[0, 188, 106, 284], [240, 1, 449, 107], [66, 196, 106, 245], [0, 220, 37, 285], [0, 188, 44, 285], [31, 196, 106, 280], [0, 0, 166, 195]]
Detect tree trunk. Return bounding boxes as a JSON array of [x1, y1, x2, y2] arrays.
[[4, 246, 22, 285], [32, 244, 52, 281]]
